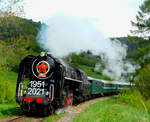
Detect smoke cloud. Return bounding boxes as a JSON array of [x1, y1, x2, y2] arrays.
[[37, 15, 136, 80]]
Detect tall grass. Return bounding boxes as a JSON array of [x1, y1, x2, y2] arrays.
[[0, 104, 21, 119], [118, 88, 150, 113], [135, 64, 150, 99], [0, 71, 17, 104]]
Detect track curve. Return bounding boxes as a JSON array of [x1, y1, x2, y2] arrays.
[[0, 95, 117, 122]]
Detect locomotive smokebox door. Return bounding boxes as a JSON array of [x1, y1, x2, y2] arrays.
[[32, 55, 55, 80]]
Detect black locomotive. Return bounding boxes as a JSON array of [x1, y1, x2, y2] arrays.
[[16, 52, 90, 115]]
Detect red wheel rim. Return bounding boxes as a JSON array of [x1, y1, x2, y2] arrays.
[[50, 111, 54, 115], [70, 97, 73, 105], [64, 92, 73, 106]]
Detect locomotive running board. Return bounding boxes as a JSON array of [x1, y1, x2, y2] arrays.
[[55, 105, 71, 114], [64, 77, 82, 83]]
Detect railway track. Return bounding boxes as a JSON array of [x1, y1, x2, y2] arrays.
[[1, 115, 45, 122], [7, 116, 24, 122], [0, 115, 24, 122]]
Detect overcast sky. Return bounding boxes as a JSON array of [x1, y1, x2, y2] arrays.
[[24, 0, 144, 37]]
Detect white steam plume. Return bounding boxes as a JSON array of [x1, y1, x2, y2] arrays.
[[37, 15, 136, 80]]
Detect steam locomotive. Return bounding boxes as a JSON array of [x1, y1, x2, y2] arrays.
[[16, 52, 90, 115], [16, 52, 131, 115]]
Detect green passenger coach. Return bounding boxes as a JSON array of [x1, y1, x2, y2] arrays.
[[88, 77, 131, 95]]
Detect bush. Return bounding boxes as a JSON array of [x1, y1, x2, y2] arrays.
[[135, 64, 150, 99], [118, 89, 145, 110]]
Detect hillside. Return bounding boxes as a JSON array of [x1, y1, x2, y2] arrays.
[[111, 37, 138, 59], [64, 51, 112, 80], [0, 17, 42, 72], [0, 17, 43, 104]]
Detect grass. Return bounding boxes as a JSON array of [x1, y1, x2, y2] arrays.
[[1, 71, 18, 83], [0, 104, 22, 119], [0, 70, 17, 104], [72, 98, 150, 122], [0, 70, 22, 119], [0, 70, 18, 86]]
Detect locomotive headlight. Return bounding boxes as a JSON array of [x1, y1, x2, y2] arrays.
[[46, 91, 49, 96], [24, 90, 27, 95], [40, 52, 47, 57]]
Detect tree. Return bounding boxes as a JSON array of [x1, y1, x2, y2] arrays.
[[129, 0, 150, 99], [0, 0, 24, 17], [0, 1, 43, 72], [0, 0, 24, 36], [129, 0, 150, 68]]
